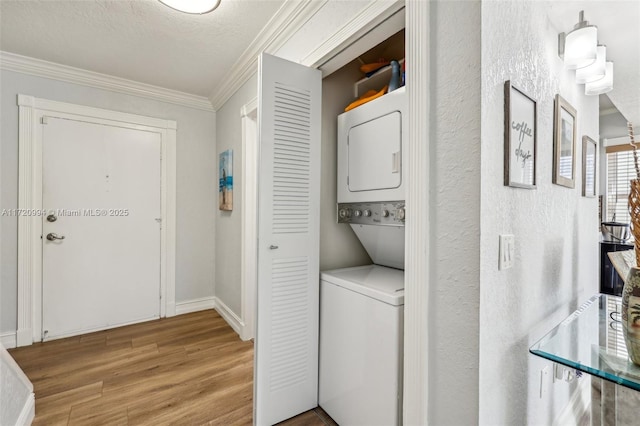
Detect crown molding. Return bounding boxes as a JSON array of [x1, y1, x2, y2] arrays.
[[208, 0, 328, 111], [0, 51, 214, 112], [301, 0, 405, 69]]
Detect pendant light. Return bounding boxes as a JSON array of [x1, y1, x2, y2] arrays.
[[585, 61, 614, 95], [575, 44, 606, 84], [158, 0, 221, 14], [559, 11, 598, 70]]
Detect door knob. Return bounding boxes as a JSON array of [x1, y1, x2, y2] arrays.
[[269, 245, 279, 250], [46, 233, 65, 241]]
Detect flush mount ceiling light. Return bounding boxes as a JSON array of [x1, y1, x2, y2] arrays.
[[575, 44, 607, 84], [585, 61, 614, 96], [158, 0, 221, 14], [558, 11, 598, 70]]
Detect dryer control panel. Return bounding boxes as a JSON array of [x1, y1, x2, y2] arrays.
[[337, 201, 405, 226]]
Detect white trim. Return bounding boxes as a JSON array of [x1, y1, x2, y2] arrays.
[[175, 297, 216, 315], [240, 98, 258, 342], [214, 297, 245, 339], [552, 378, 591, 426], [301, 0, 405, 70], [208, 0, 327, 110], [1, 51, 214, 112], [16, 95, 177, 346], [0, 332, 17, 349], [16, 393, 35, 426], [404, 1, 430, 424]]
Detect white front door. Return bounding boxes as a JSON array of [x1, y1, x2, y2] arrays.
[[41, 116, 162, 341], [254, 53, 322, 425]]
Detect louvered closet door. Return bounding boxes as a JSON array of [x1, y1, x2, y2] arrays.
[[254, 53, 322, 425]]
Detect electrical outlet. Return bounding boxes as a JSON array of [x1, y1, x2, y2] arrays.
[[499, 234, 515, 270], [540, 366, 549, 399]]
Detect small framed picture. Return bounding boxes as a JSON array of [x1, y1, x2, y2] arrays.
[[553, 94, 577, 188], [504, 81, 537, 189], [219, 149, 233, 211], [582, 136, 597, 197]]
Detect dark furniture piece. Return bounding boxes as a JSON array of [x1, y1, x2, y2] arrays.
[[600, 241, 634, 296]]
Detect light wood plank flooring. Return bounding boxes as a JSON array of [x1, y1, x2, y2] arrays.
[[8, 310, 334, 426]]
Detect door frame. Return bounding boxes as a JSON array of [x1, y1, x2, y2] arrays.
[[289, 1, 429, 423], [240, 97, 258, 341], [15, 95, 177, 346]]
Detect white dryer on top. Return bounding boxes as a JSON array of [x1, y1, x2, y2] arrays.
[[337, 86, 407, 204]]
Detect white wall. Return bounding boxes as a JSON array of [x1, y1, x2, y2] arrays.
[[215, 74, 257, 315], [0, 70, 217, 334], [426, 1, 482, 423], [479, 1, 599, 425]]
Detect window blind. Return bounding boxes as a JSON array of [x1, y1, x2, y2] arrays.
[[606, 148, 637, 224]]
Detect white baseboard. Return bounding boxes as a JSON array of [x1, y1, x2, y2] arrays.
[[175, 297, 216, 315], [16, 393, 35, 426], [214, 297, 245, 339], [1, 332, 17, 349], [553, 377, 591, 426]]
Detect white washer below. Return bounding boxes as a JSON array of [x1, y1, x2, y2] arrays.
[[319, 264, 404, 426]]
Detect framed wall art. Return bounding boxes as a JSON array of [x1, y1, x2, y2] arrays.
[[553, 94, 577, 188], [504, 81, 537, 189], [219, 149, 233, 211], [582, 136, 597, 197]]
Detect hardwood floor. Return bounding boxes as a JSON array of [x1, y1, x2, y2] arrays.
[[8, 310, 335, 426]]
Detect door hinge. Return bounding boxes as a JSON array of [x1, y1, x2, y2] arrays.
[[41, 116, 48, 125]]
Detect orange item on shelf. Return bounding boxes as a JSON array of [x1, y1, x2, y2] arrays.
[[360, 60, 390, 74], [344, 86, 388, 112]]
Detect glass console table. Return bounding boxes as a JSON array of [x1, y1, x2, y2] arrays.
[[530, 294, 640, 391]]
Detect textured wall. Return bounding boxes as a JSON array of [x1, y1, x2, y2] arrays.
[[427, 1, 482, 424], [0, 70, 217, 334], [479, 1, 599, 425]]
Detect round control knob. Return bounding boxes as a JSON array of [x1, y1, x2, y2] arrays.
[[338, 208, 350, 219], [354, 210, 362, 217], [363, 209, 371, 217], [382, 209, 390, 218], [396, 208, 406, 220]]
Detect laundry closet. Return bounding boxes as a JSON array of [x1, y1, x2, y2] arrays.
[[253, 11, 407, 425]]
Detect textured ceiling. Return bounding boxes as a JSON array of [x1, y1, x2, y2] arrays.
[[548, 1, 640, 129], [0, 0, 285, 97]]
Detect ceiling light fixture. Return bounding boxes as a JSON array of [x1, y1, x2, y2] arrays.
[[158, 0, 221, 14], [558, 11, 598, 70], [585, 61, 614, 96], [575, 44, 606, 84]]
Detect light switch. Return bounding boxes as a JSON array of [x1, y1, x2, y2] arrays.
[[499, 234, 514, 270]]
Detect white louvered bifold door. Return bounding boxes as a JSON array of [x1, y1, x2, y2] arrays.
[[254, 53, 322, 425]]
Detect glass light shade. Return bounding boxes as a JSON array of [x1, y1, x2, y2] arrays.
[[575, 45, 606, 84], [158, 0, 221, 14], [564, 26, 597, 69], [585, 61, 613, 95]]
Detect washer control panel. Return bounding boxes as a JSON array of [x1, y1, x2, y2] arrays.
[[337, 201, 405, 226]]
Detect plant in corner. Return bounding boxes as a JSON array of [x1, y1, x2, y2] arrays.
[[624, 122, 640, 365]]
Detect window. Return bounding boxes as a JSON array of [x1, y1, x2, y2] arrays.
[[606, 146, 637, 224]]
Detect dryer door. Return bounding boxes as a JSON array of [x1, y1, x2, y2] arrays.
[[348, 111, 402, 192]]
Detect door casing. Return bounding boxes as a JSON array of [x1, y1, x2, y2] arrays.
[[16, 95, 177, 346]]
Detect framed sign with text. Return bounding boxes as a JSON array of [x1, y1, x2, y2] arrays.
[[504, 81, 537, 189]]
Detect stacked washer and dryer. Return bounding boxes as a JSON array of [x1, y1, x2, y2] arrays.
[[319, 86, 406, 425]]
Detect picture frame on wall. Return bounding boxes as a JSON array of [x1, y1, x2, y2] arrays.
[[504, 81, 537, 189], [553, 94, 577, 188], [219, 149, 233, 211], [582, 136, 597, 197]]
